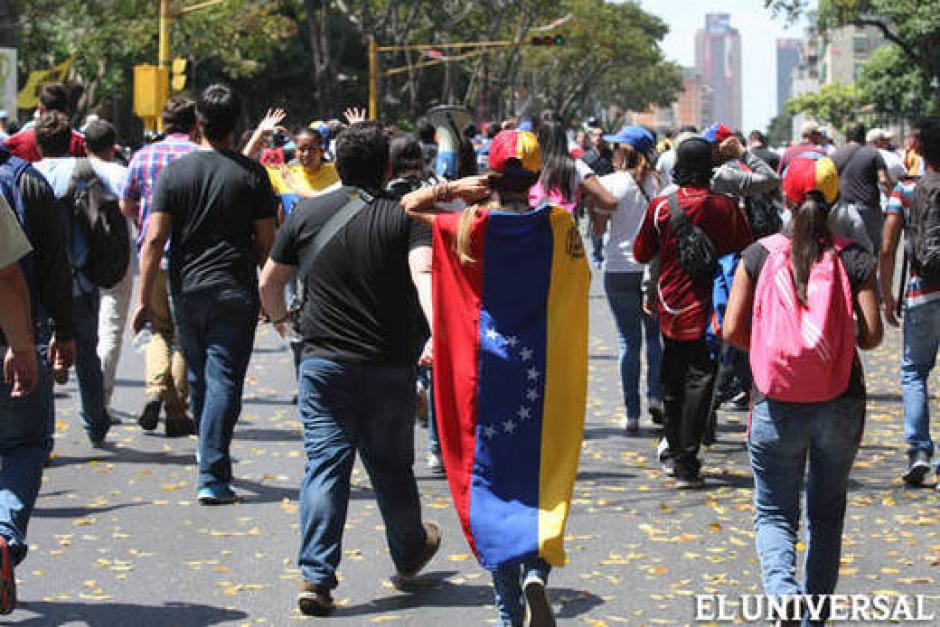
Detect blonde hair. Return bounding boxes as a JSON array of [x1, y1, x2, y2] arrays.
[[455, 204, 483, 264]]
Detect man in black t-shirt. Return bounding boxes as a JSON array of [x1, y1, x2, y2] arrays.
[[260, 122, 439, 617], [132, 85, 276, 505], [830, 122, 890, 253]]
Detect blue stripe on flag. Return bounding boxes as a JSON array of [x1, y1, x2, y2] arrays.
[[469, 206, 553, 570]]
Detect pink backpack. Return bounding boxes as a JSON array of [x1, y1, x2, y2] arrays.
[[529, 180, 580, 213], [750, 233, 856, 402]]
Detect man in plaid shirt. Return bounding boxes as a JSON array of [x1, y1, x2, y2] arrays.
[[120, 96, 200, 437]]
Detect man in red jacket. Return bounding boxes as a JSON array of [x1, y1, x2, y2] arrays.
[[4, 83, 86, 162], [634, 136, 752, 488]]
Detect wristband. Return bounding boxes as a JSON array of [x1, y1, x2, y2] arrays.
[[271, 313, 291, 325]]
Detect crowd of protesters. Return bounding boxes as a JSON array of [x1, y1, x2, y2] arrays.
[[0, 79, 937, 626]]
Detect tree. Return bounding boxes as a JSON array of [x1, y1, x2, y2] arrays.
[[857, 45, 935, 117], [765, 0, 940, 99], [766, 112, 792, 147], [785, 83, 861, 131]]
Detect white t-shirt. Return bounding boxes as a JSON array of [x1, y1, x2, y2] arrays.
[[598, 170, 660, 273], [879, 149, 907, 183]]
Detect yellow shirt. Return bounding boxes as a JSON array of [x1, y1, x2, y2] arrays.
[[266, 162, 340, 214]]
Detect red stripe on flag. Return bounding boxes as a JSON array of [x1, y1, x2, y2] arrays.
[[432, 210, 488, 559]]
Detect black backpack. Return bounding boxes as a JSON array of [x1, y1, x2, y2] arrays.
[[66, 159, 130, 289], [668, 191, 718, 283], [745, 191, 784, 240], [909, 171, 940, 282]]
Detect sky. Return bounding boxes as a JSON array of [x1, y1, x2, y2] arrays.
[[636, 0, 813, 132]]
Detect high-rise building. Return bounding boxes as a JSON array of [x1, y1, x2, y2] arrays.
[[776, 39, 802, 115], [674, 67, 712, 131], [694, 13, 742, 129]]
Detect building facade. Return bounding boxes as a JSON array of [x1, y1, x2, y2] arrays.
[[694, 13, 742, 130], [776, 38, 802, 116]]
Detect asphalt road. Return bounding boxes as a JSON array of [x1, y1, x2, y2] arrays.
[[4, 275, 938, 626]]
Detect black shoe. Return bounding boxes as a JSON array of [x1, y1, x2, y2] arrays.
[[902, 451, 932, 486], [397, 522, 441, 579], [297, 582, 334, 617], [649, 402, 665, 425], [138, 399, 161, 431], [675, 473, 705, 489], [165, 416, 197, 438]]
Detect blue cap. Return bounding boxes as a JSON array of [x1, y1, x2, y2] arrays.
[[602, 125, 655, 156], [518, 119, 533, 132]]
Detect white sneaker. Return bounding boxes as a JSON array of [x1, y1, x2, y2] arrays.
[[427, 452, 444, 474], [523, 572, 556, 627]]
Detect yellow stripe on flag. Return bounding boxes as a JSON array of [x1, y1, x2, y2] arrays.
[[537, 206, 590, 566]]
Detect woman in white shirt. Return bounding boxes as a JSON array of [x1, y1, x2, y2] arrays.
[[596, 126, 664, 433]]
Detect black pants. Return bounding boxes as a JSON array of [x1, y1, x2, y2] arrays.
[[661, 336, 717, 477]]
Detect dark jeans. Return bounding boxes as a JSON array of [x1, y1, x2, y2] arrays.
[[661, 336, 717, 477], [297, 358, 427, 589], [172, 287, 258, 487], [73, 290, 110, 442]]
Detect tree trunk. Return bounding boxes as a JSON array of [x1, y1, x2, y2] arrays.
[[304, 0, 335, 113]]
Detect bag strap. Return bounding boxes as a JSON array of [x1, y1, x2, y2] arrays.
[[667, 190, 689, 230], [295, 187, 371, 285]]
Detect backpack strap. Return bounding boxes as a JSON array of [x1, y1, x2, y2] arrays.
[[667, 190, 688, 228], [758, 232, 790, 255], [295, 187, 371, 286]]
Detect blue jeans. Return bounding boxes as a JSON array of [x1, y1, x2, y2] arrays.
[[73, 291, 110, 442], [417, 366, 439, 455], [0, 348, 53, 566], [173, 287, 258, 487], [492, 559, 551, 626], [297, 358, 427, 589], [604, 272, 662, 417], [901, 299, 940, 460], [749, 396, 864, 626]]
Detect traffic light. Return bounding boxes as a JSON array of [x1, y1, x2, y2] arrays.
[[171, 57, 187, 92], [529, 35, 565, 46], [133, 64, 168, 119]]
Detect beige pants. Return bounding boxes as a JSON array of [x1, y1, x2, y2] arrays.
[[145, 270, 188, 416]]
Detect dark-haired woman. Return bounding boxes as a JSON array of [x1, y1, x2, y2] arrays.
[[529, 110, 616, 214], [385, 133, 450, 474], [723, 156, 882, 626]]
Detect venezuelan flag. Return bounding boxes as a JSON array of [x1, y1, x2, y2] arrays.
[[432, 202, 590, 571]]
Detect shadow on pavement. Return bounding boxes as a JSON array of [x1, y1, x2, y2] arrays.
[[4, 601, 248, 626], [33, 502, 146, 519], [234, 428, 301, 443], [335, 569, 603, 619], [48, 448, 195, 468]]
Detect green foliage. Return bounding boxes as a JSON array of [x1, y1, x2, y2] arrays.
[[858, 45, 934, 116], [786, 82, 861, 130], [766, 112, 792, 147], [16, 0, 678, 139], [765, 0, 940, 98]]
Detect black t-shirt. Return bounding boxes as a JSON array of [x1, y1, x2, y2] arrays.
[[831, 143, 886, 209], [270, 187, 432, 365], [742, 237, 875, 401], [152, 149, 276, 295]]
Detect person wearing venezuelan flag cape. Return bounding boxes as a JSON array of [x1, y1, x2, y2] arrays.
[[402, 129, 590, 627]]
